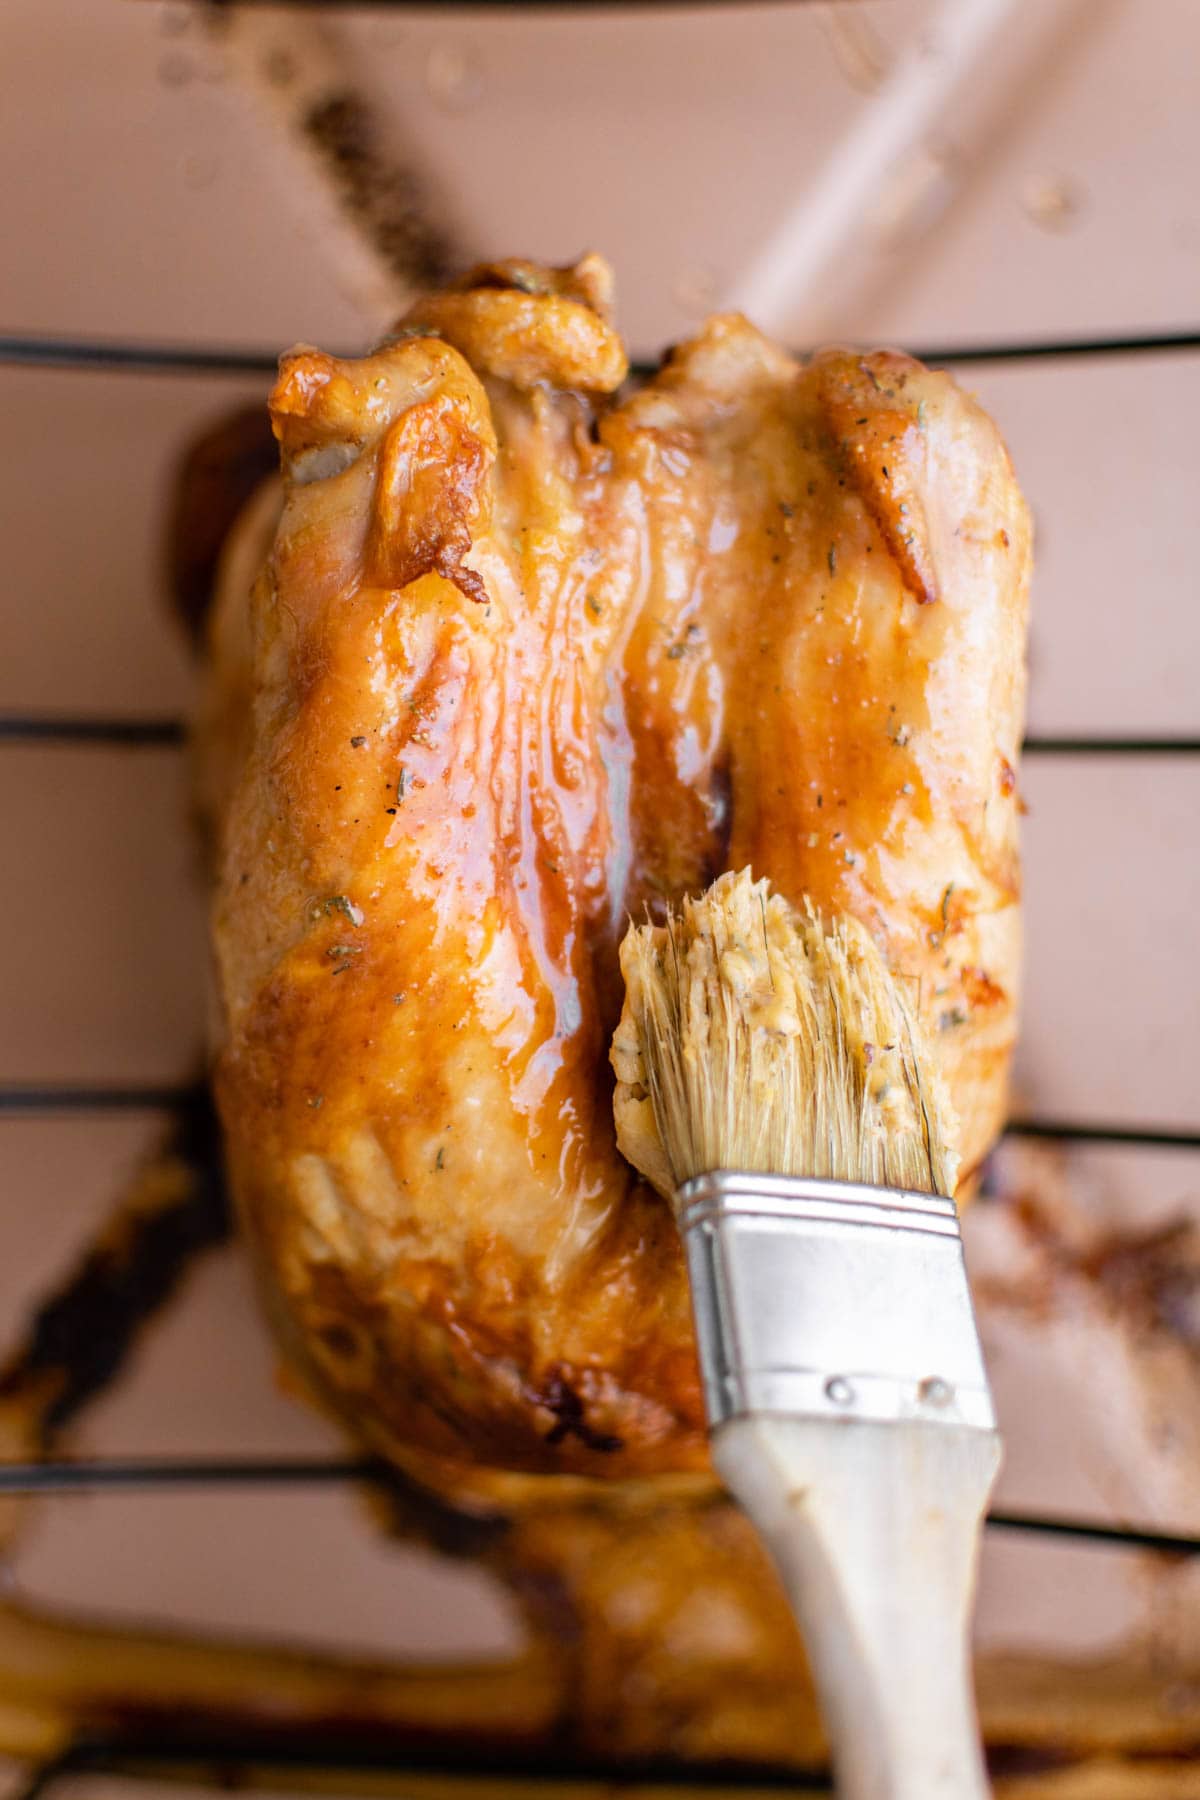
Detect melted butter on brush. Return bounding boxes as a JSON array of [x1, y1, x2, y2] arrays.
[[611, 868, 959, 1201]]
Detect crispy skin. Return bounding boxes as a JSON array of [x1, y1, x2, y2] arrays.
[[207, 257, 1029, 1482], [8, 1116, 1200, 1782]]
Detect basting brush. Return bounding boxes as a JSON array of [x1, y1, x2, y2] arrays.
[[612, 868, 1002, 1800]]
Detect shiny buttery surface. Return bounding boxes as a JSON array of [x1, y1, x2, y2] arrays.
[[206, 257, 1029, 1481]]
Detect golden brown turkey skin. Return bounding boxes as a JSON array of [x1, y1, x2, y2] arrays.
[[208, 257, 1029, 1481]]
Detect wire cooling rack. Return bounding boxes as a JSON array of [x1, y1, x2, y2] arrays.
[[2, 256, 1199, 1800], [3, 322, 1200, 1793]]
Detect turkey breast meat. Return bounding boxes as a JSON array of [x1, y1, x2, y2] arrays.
[[205, 255, 1030, 1484]]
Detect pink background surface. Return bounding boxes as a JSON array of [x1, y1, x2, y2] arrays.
[[1, 0, 1198, 1783]]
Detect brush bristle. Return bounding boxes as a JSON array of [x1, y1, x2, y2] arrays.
[[611, 869, 959, 1201]]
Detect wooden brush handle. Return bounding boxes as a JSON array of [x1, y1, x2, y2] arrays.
[[714, 1417, 1001, 1800]]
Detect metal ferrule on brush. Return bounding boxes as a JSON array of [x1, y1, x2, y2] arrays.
[[678, 1172, 996, 1433]]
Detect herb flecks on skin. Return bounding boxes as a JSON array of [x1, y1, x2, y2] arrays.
[[382, 324, 444, 345], [320, 895, 364, 928], [507, 268, 548, 296], [667, 623, 701, 659], [827, 544, 837, 575]]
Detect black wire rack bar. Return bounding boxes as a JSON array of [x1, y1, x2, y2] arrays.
[[3, 1085, 1197, 1148], [18, 1739, 835, 1798], [0, 1085, 196, 1114], [3, 328, 1198, 383], [1, 1456, 1194, 1558], [0, 334, 280, 379], [986, 1511, 1200, 1558], [905, 327, 1200, 365], [1021, 735, 1200, 755], [0, 715, 185, 746], [3, 714, 1199, 755], [0, 1456, 384, 1492], [1004, 1120, 1200, 1150]]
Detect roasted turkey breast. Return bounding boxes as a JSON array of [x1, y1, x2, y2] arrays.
[[203, 255, 1029, 1484]]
